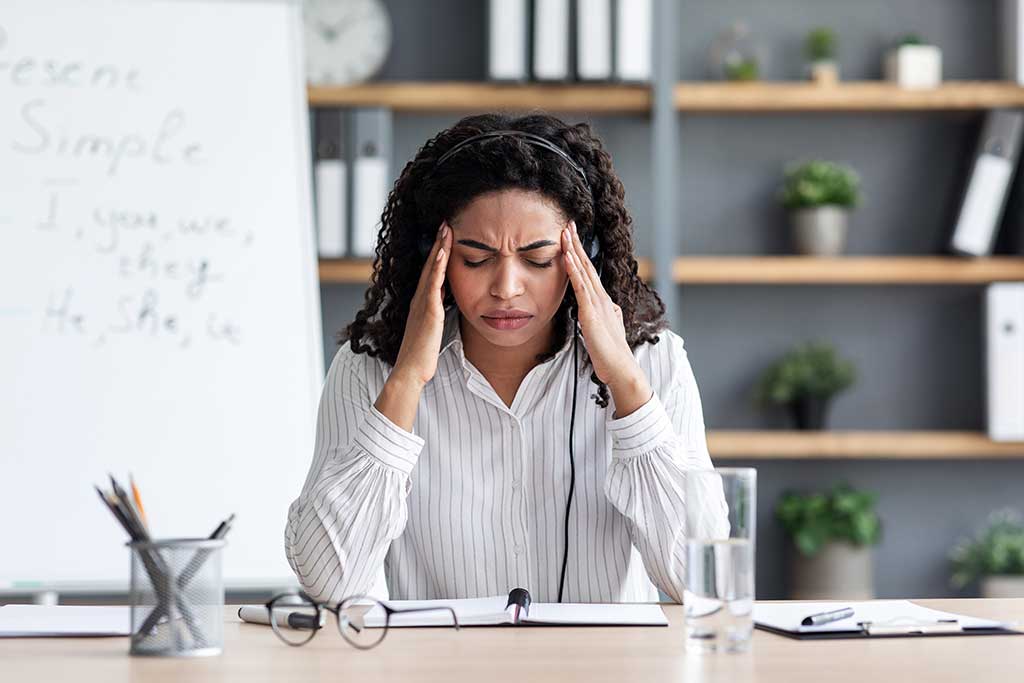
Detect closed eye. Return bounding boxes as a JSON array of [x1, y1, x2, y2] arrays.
[[463, 258, 554, 269]]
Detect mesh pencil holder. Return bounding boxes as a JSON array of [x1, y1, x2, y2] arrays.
[[127, 538, 226, 657]]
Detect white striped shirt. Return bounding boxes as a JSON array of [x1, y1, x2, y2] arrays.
[[285, 306, 728, 604]]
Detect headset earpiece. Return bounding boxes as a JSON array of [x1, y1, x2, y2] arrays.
[[417, 232, 434, 259]]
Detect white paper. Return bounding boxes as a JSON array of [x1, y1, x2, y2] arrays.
[[364, 595, 512, 628], [523, 602, 668, 626], [0, 605, 131, 637], [361, 596, 667, 628], [753, 600, 1007, 634]]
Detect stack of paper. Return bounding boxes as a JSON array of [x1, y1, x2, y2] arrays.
[[0, 605, 131, 637]]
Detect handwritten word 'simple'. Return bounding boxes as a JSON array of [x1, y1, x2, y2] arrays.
[[12, 102, 204, 176]]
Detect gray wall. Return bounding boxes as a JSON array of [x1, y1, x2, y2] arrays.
[[317, 0, 1024, 599]]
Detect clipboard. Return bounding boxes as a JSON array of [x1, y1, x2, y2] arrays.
[[753, 600, 1023, 640]]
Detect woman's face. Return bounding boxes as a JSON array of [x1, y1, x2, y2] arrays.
[[446, 189, 570, 350]]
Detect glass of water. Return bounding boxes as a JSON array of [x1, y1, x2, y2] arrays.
[[682, 467, 756, 654]]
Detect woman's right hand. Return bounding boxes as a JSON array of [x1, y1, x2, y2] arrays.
[[392, 221, 453, 388]]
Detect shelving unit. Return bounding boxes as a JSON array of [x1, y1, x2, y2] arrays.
[[309, 13, 1024, 458]]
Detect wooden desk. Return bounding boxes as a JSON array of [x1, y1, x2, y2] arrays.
[[1, 600, 1022, 682]]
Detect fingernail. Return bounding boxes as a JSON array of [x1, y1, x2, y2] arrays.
[[571, 220, 577, 234], [442, 224, 449, 239]]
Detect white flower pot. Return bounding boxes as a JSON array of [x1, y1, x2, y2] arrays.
[[980, 575, 1024, 598], [789, 541, 875, 600], [884, 45, 942, 89], [790, 205, 849, 256], [809, 60, 839, 85]]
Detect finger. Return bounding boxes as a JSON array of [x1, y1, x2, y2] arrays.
[[418, 221, 448, 289], [568, 220, 603, 293], [431, 227, 451, 292], [563, 244, 594, 312]]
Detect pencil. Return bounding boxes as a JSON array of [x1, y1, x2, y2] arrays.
[[129, 474, 149, 530]]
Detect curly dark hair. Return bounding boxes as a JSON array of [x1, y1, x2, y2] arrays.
[[339, 112, 667, 407]]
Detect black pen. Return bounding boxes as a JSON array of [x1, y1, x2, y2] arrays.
[[801, 607, 854, 626]]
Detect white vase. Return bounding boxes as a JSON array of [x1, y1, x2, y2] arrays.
[[789, 541, 875, 600], [884, 45, 942, 89], [790, 205, 849, 256], [980, 575, 1024, 598]]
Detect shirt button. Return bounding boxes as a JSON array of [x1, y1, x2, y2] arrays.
[[513, 545, 524, 555], [512, 479, 522, 490]]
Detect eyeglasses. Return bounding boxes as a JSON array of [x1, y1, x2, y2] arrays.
[[264, 592, 461, 649]]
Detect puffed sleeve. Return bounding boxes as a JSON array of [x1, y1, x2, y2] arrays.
[[603, 331, 730, 603], [284, 344, 425, 603]]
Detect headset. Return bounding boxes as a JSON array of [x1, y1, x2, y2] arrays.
[[419, 130, 601, 603]]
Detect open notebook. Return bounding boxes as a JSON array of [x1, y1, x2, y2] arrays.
[[364, 588, 668, 628]]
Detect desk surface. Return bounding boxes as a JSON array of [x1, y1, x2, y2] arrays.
[[1, 599, 1022, 682]]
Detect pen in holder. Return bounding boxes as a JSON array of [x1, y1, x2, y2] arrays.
[[128, 538, 226, 657]]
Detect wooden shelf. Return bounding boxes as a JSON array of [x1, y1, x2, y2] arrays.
[[674, 81, 1024, 112], [708, 431, 1024, 459], [308, 82, 650, 112], [308, 81, 1024, 113], [673, 257, 1024, 284], [319, 257, 653, 284]]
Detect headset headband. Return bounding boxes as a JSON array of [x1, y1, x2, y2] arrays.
[[433, 130, 591, 194]]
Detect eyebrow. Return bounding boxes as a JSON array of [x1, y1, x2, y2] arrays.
[[455, 238, 558, 253]]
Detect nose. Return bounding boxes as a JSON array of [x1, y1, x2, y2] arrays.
[[489, 255, 526, 301]]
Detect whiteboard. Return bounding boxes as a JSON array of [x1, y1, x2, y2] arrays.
[[0, 0, 323, 589]]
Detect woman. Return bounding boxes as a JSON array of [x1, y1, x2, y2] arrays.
[[285, 112, 727, 605]]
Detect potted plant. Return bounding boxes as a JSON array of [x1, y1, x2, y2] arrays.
[[754, 341, 856, 430], [779, 160, 861, 256], [708, 21, 761, 82], [884, 33, 942, 89], [950, 509, 1024, 598], [805, 27, 838, 85], [776, 484, 882, 600]]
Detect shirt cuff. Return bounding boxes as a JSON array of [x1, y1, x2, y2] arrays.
[[353, 404, 426, 476], [607, 391, 675, 460]]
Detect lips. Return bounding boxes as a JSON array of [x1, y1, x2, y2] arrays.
[[482, 309, 532, 319], [482, 309, 533, 331]]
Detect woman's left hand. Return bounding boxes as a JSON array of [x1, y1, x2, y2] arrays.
[[561, 220, 645, 392]]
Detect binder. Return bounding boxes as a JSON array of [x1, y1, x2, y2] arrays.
[[488, 0, 530, 82], [995, 143, 1024, 255], [614, 0, 651, 82], [986, 283, 1024, 441], [313, 111, 347, 259], [349, 108, 392, 258], [1000, 0, 1024, 84], [576, 0, 613, 81], [533, 0, 570, 81], [754, 600, 1022, 641], [949, 110, 1024, 256]]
